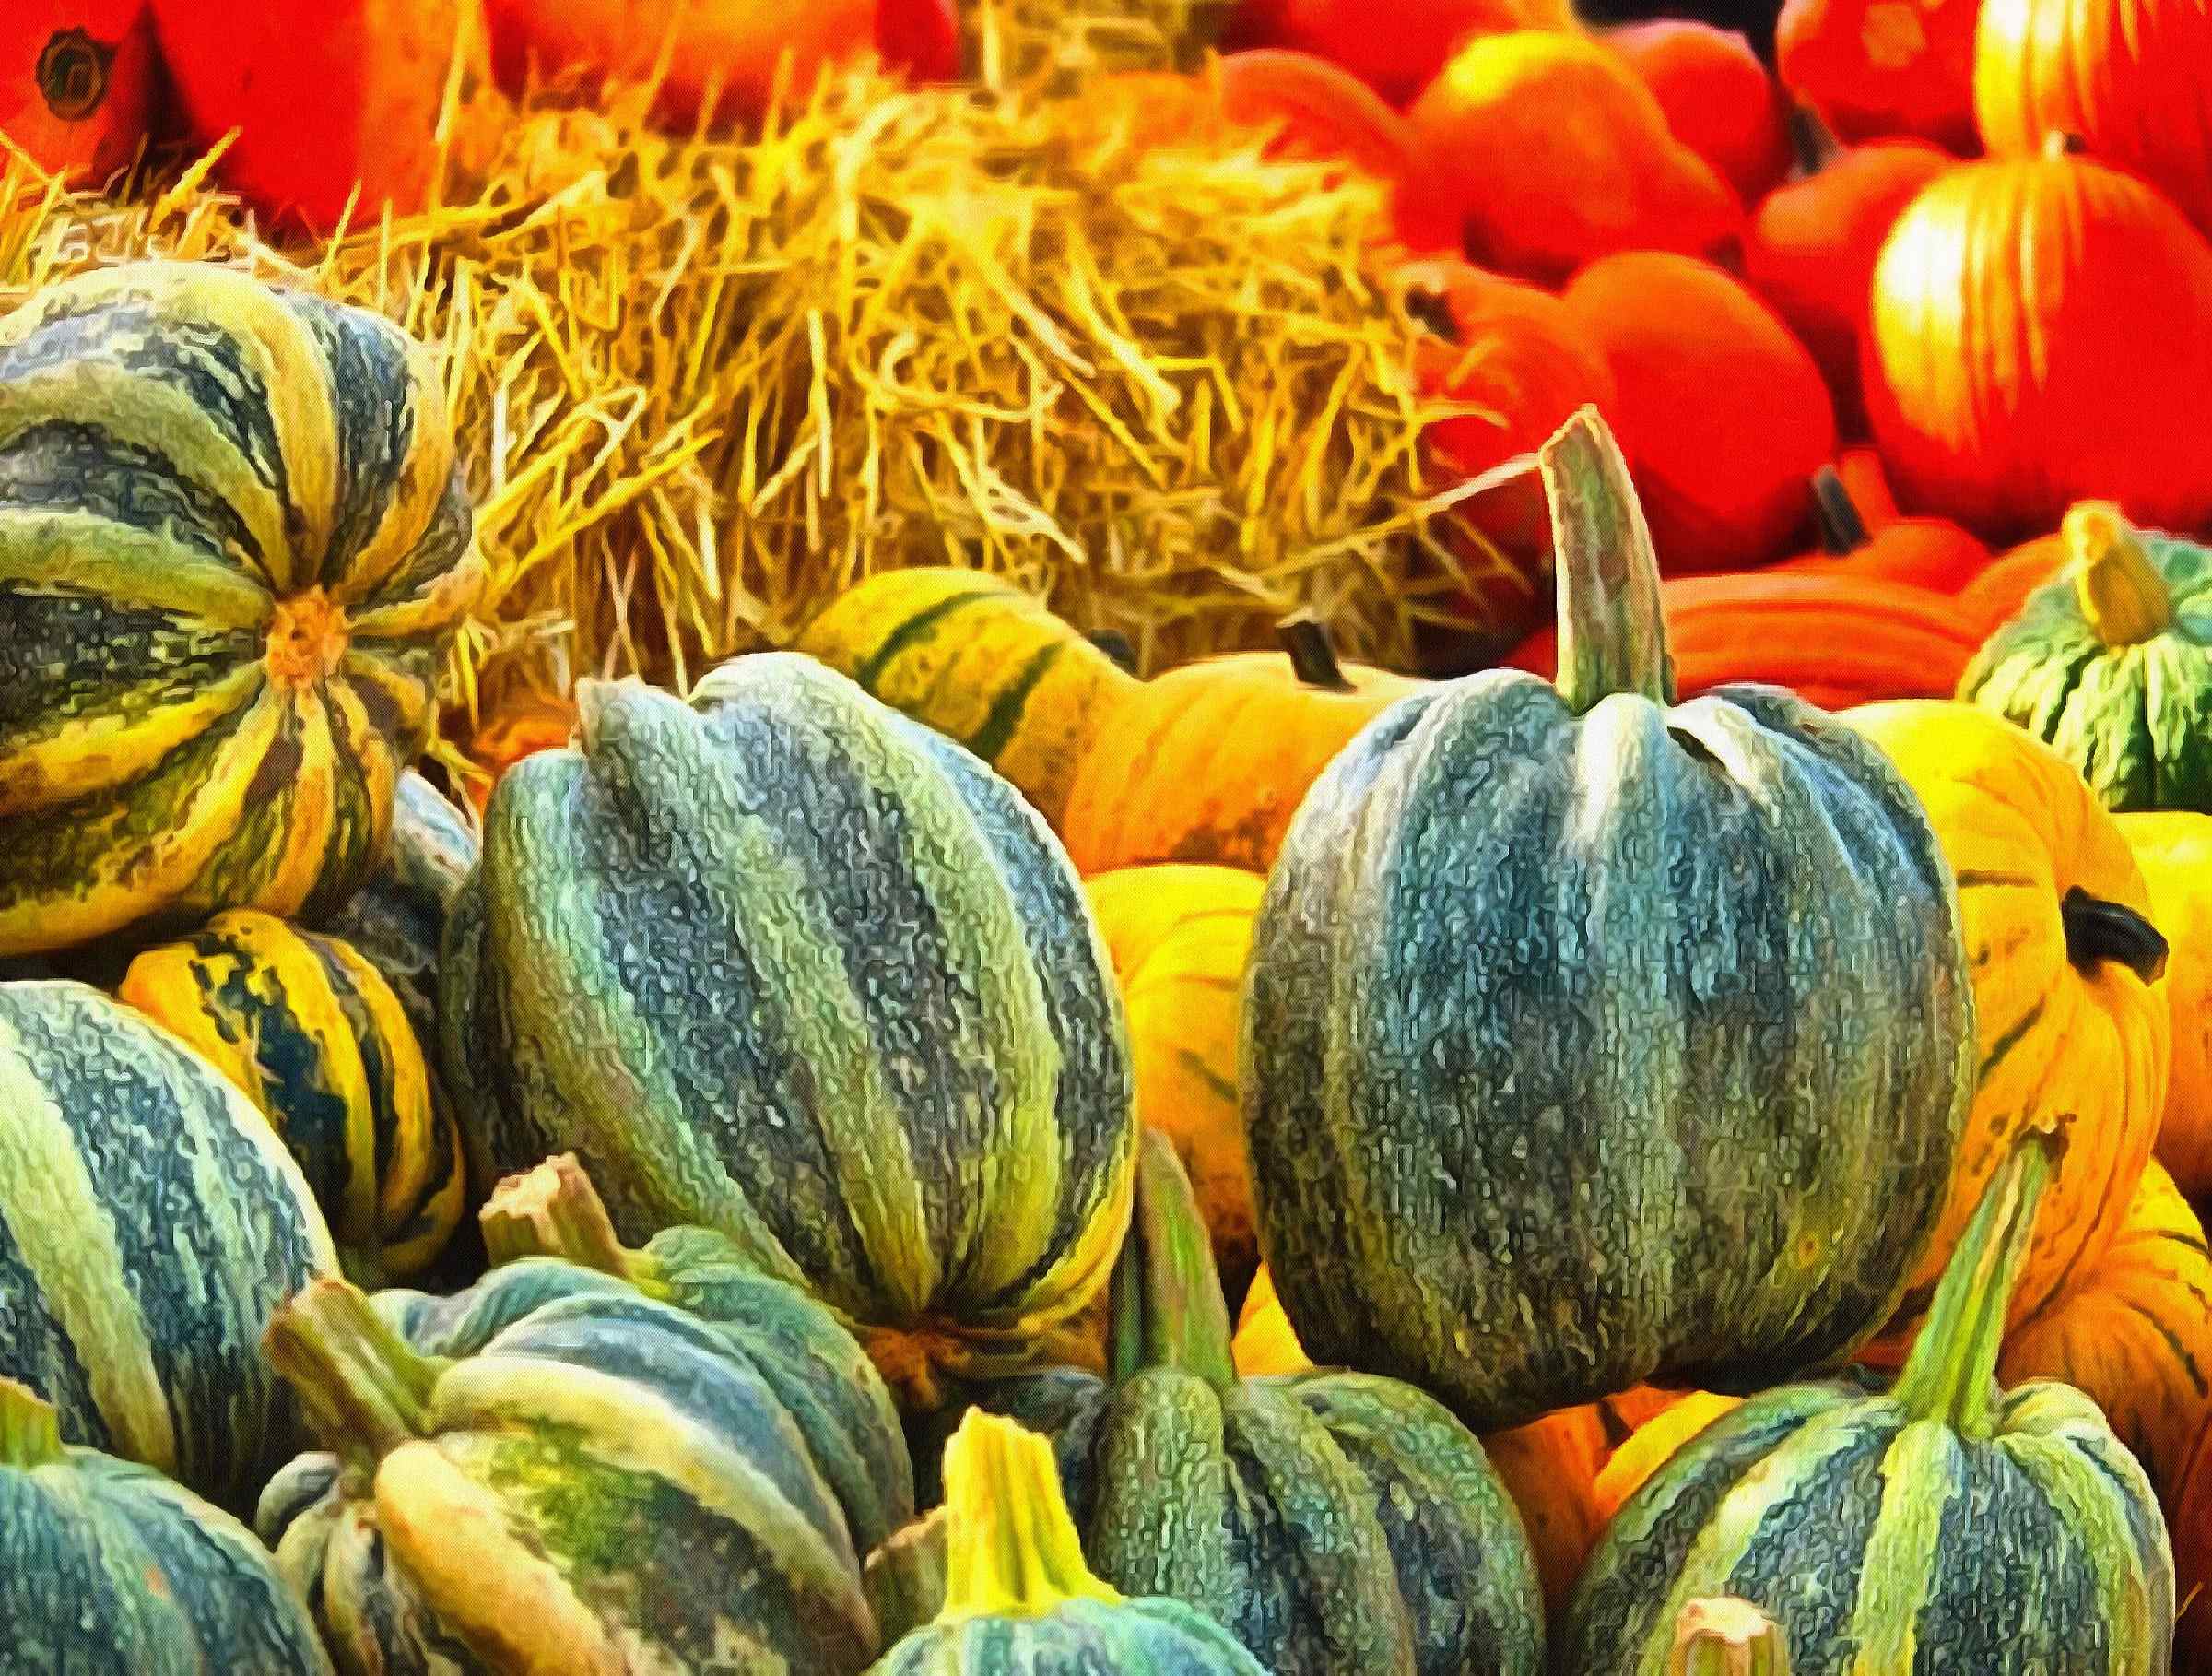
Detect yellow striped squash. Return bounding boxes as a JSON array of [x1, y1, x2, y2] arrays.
[[0, 261, 483, 958], [118, 910, 465, 1284]]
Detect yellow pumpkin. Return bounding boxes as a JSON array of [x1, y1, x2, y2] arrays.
[[2116, 812, 2212, 1198], [1844, 701, 2171, 1344], [1589, 1391, 1745, 1526], [1084, 865, 1266, 1295]]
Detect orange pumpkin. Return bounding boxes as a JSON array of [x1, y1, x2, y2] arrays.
[[1830, 446, 1900, 521], [1, 5, 156, 184], [1606, 20, 1790, 206], [1955, 529, 2066, 636], [1558, 252, 1836, 573], [2171, 1408, 2212, 1664], [1742, 115, 1954, 436], [1406, 31, 1742, 287], [465, 689, 578, 817], [1589, 1391, 1744, 1525], [1775, 0, 1979, 149], [1865, 140, 2212, 539], [1401, 255, 1618, 573], [2117, 814, 2212, 1198], [1773, 465, 1991, 590], [1225, 0, 1575, 106], [1976, 0, 2212, 239], [152, 0, 477, 234], [1507, 570, 1980, 708]]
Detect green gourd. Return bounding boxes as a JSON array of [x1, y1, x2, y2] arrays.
[[321, 768, 478, 1051]]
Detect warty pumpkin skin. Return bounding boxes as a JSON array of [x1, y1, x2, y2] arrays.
[[440, 655, 1136, 1410], [118, 909, 467, 1286], [1084, 864, 1265, 1297], [915, 1133, 1547, 1676], [1843, 701, 2171, 1341], [794, 567, 1137, 829], [1864, 145, 2212, 539], [1560, 1133, 2175, 1674], [260, 1271, 897, 1676], [1959, 502, 2212, 814], [0, 1377, 335, 1676], [2117, 811, 2212, 1195], [0, 980, 340, 1514], [0, 5, 159, 184], [0, 261, 483, 959], [1243, 407, 1974, 1433]]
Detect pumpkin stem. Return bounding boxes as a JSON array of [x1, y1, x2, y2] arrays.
[[264, 1278, 446, 1471], [2067, 502, 2171, 647], [480, 1153, 641, 1281], [866, 1508, 951, 1645], [1087, 628, 1139, 673], [938, 1410, 1123, 1622], [1810, 466, 1869, 556], [1109, 1130, 1239, 1392], [2042, 131, 2088, 159], [1785, 103, 1840, 177], [2061, 888, 2169, 984], [1277, 614, 1354, 692], [1543, 406, 1676, 714], [0, 1378, 64, 1471], [1669, 1597, 1791, 1674], [1889, 1128, 2063, 1440]]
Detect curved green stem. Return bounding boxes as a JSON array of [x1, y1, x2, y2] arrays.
[[1890, 1129, 2062, 1440], [866, 1508, 950, 1644], [1277, 615, 1353, 692], [939, 1411, 1120, 1622], [480, 1153, 640, 1279], [2062, 889, 2169, 984], [263, 1278, 446, 1473], [1542, 407, 1676, 714], [1108, 1129, 1238, 1393], [1669, 1598, 1791, 1674], [2066, 502, 2171, 647], [0, 1378, 64, 1471]]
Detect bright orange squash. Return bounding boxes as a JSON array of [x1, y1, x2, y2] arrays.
[[1773, 465, 1991, 590], [1, 5, 156, 184], [1955, 530, 2067, 637], [1606, 19, 1790, 206], [1225, 0, 1576, 106], [1775, 0, 1979, 149]]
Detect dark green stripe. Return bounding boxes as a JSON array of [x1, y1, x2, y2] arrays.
[[850, 587, 1005, 692], [0, 585, 259, 758], [1952, 870, 2040, 891], [1979, 995, 2049, 1080], [281, 294, 414, 587], [0, 1191, 111, 1457], [1173, 1048, 1238, 1106], [308, 935, 398, 1186], [965, 640, 1065, 764], [1723, 1419, 1899, 1662], [351, 466, 474, 620], [0, 418, 267, 569]]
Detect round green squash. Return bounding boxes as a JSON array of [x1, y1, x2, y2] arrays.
[[319, 767, 477, 1051], [1241, 407, 1975, 1433], [0, 979, 339, 1513], [1959, 501, 2212, 813], [0, 1375, 334, 1674], [259, 1264, 912, 1675], [440, 654, 1137, 1409], [913, 1130, 1545, 1676], [0, 261, 484, 959], [118, 909, 466, 1286], [867, 1408, 1267, 1676], [1559, 1129, 2174, 1673]]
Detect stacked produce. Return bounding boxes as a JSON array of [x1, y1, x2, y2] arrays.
[[6, 0, 2212, 1670]]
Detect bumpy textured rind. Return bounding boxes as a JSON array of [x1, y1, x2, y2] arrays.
[[0, 980, 339, 1511], [867, 1594, 1268, 1675], [0, 261, 484, 957], [441, 655, 1135, 1371], [321, 769, 478, 1050]]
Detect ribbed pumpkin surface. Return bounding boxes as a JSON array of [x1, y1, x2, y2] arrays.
[[318, 768, 477, 1051], [0, 261, 482, 957], [0, 980, 338, 1511], [441, 655, 1135, 1404], [2117, 810, 2212, 1195], [0, 1378, 332, 1674], [118, 910, 466, 1284]]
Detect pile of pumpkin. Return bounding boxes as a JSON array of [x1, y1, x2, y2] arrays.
[[6, 248, 2212, 1674]]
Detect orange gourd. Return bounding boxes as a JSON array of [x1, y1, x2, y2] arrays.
[[465, 689, 578, 817], [2117, 814, 2212, 1198], [1865, 141, 2212, 539], [1589, 1392, 1744, 1525], [1407, 31, 1742, 287], [1774, 465, 1991, 590], [1743, 115, 1955, 436], [152, 0, 477, 234], [1606, 20, 1790, 206], [1401, 255, 1618, 571], [1507, 571, 1980, 709], [1558, 252, 1836, 573], [1955, 530, 2066, 636], [1831, 446, 1900, 522], [1, 5, 156, 184], [1775, 0, 1979, 149], [1225, 0, 1575, 106], [1976, 0, 2212, 239]]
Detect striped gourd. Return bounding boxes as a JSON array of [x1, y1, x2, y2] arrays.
[[441, 655, 1136, 1409], [0, 260, 483, 958], [117, 910, 466, 1284], [261, 1270, 900, 1675], [868, 1409, 1268, 1676], [794, 567, 1137, 826], [914, 1133, 1546, 1676], [1559, 1132, 2174, 1674], [319, 768, 478, 1051], [0, 979, 339, 1512], [1242, 408, 1974, 1431], [0, 1376, 334, 1675]]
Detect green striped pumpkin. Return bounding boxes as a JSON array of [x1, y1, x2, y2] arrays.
[[0, 1376, 334, 1674], [1241, 409, 1975, 1432], [916, 1131, 1545, 1676], [869, 1409, 1267, 1676], [0, 260, 483, 959], [0, 979, 339, 1512], [320, 768, 477, 1051], [441, 655, 1137, 1409], [117, 910, 467, 1284], [260, 1267, 908, 1675], [1559, 1132, 2174, 1674]]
